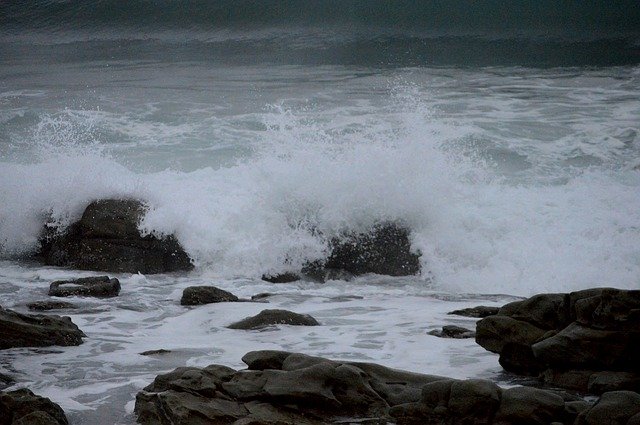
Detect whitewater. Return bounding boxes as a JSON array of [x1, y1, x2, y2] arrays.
[[1, 1, 640, 423]]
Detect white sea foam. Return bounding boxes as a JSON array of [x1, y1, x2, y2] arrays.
[[2, 71, 640, 296]]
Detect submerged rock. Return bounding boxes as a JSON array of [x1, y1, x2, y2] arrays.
[[476, 287, 640, 394], [136, 350, 636, 425], [180, 286, 239, 306], [261, 272, 300, 283], [139, 349, 172, 356], [27, 301, 77, 311], [39, 199, 193, 274], [49, 276, 120, 298], [0, 307, 85, 349], [227, 309, 319, 330], [448, 305, 500, 318], [428, 325, 476, 338], [0, 388, 69, 425]]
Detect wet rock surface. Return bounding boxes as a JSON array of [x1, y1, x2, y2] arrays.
[[0, 388, 68, 425], [26, 301, 77, 311], [48, 276, 120, 298], [135, 350, 638, 425], [261, 272, 301, 284], [39, 199, 193, 274], [476, 287, 640, 394], [228, 309, 319, 330], [428, 325, 476, 339], [180, 286, 239, 306], [261, 222, 422, 283], [448, 305, 500, 318], [322, 222, 421, 278], [0, 306, 85, 349]]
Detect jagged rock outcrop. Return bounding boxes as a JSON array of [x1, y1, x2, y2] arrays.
[[227, 309, 319, 330], [48, 276, 120, 298], [0, 307, 85, 349], [0, 388, 68, 425], [39, 199, 193, 274], [476, 287, 640, 393], [181, 286, 239, 306], [135, 350, 637, 424]]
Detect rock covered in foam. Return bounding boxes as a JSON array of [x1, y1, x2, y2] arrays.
[[262, 222, 422, 283], [323, 222, 421, 277], [39, 199, 193, 274], [0, 306, 85, 349]]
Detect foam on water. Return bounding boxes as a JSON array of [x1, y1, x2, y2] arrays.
[[1, 74, 639, 296]]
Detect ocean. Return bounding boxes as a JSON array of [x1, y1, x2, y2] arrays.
[[1, 1, 640, 423]]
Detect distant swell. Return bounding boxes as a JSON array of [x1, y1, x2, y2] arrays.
[[2, 0, 639, 67]]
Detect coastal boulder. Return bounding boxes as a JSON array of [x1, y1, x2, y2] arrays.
[[0, 307, 84, 349], [48, 276, 120, 298], [323, 222, 421, 277], [180, 286, 239, 306], [227, 309, 319, 330], [39, 199, 193, 274], [475, 288, 640, 394], [0, 388, 68, 425]]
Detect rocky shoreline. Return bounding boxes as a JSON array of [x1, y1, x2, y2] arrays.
[[1, 198, 638, 424]]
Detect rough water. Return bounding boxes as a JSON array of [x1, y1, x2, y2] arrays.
[[1, 1, 639, 424]]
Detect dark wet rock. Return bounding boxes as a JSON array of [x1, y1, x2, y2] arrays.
[[532, 322, 640, 371], [476, 287, 640, 394], [476, 315, 547, 353], [575, 391, 640, 425], [26, 301, 77, 311], [140, 349, 172, 356], [39, 199, 193, 274], [428, 325, 475, 339], [324, 222, 421, 277], [138, 351, 640, 425], [588, 371, 640, 394], [227, 309, 319, 330], [499, 342, 544, 376], [135, 350, 444, 425], [448, 305, 500, 318], [242, 350, 292, 371], [250, 292, 274, 301], [493, 386, 565, 424], [0, 388, 68, 425], [180, 286, 239, 306], [0, 373, 14, 391], [48, 276, 120, 298], [261, 272, 300, 284], [0, 307, 84, 349]]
